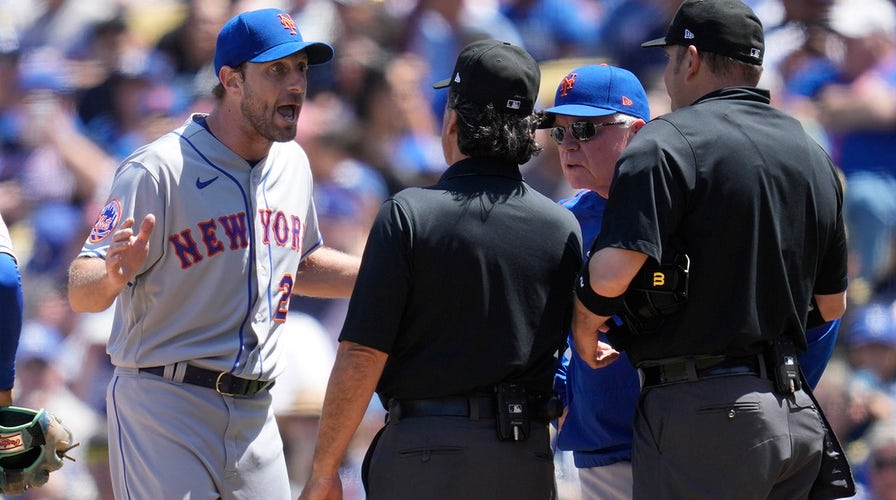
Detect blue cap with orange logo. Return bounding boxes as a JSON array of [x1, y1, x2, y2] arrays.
[[213, 8, 334, 78], [542, 65, 650, 127]]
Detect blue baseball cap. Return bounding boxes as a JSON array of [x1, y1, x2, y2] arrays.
[[848, 303, 896, 348], [17, 323, 62, 365], [541, 64, 649, 128], [213, 8, 334, 78]]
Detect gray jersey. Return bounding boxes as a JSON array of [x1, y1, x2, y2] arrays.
[[0, 213, 13, 259], [79, 114, 322, 380]]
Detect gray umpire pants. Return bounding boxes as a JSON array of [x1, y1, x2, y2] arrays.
[[632, 374, 824, 500], [364, 414, 556, 500]]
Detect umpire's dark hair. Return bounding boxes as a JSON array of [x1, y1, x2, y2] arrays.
[[702, 51, 763, 85], [673, 46, 763, 86], [447, 91, 544, 165]]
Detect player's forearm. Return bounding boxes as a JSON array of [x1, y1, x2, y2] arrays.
[[572, 247, 645, 368], [0, 389, 11, 406], [67, 257, 124, 312], [309, 341, 386, 476], [295, 246, 361, 298]]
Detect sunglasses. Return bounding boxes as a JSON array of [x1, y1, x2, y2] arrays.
[[550, 121, 626, 145]]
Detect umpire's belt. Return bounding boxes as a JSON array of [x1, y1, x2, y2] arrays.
[[387, 394, 559, 423], [639, 354, 764, 389], [139, 364, 274, 397]]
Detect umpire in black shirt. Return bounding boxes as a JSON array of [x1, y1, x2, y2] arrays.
[[300, 40, 582, 500], [571, 0, 850, 499]]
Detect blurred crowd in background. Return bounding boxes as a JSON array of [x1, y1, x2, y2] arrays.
[[2, 0, 896, 498]]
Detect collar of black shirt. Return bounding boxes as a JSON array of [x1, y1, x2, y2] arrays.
[[440, 158, 524, 183]]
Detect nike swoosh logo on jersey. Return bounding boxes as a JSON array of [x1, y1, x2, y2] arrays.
[[196, 176, 219, 189]]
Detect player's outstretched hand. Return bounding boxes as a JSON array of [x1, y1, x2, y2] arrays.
[[105, 214, 155, 288], [571, 296, 619, 369], [298, 474, 343, 500]]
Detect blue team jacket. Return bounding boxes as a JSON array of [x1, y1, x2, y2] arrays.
[[554, 190, 841, 468]]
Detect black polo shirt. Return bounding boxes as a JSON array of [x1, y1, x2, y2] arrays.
[[339, 157, 583, 403], [594, 87, 848, 365]]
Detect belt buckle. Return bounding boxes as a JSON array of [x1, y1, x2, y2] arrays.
[[215, 372, 238, 397]]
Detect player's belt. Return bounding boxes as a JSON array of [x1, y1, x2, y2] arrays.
[[638, 354, 764, 389], [139, 364, 274, 397]]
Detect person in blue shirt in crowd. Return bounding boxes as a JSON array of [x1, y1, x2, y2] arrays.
[[845, 302, 896, 402], [499, 0, 602, 62], [546, 63, 841, 500], [812, 0, 896, 296]]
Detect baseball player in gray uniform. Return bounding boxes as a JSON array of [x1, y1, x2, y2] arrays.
[[66, 9, 360, 500]]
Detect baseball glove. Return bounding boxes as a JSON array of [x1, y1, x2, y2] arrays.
[[0, 406, 78, 496]]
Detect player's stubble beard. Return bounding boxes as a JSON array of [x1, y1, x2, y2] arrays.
[[240, 80, 300, 143]]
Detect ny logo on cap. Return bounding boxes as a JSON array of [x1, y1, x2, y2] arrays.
[[506, 99, 521, 110], [684, 29, 695, 39], [277, 13, 297, 35], [560, 73, 577, 97]]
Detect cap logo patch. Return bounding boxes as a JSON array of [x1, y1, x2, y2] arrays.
[[622, 95, 633, 106], [89, 199, 122, 243], [277, 13, 297, 35], [750, 48, 761, 58], [453, 72, 461, 83], [560, 73, 577, 97], [684, 29, 695, 39], [506, 99, 521, 110]]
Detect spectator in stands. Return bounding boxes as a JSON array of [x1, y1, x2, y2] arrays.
[[847, 302, 896, 402], [152, 0, 230, 102], [855, 417, 896, 500], [814, 0, 896, 301]]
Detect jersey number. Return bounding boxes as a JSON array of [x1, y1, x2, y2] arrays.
[[274, 274, 293, 323]]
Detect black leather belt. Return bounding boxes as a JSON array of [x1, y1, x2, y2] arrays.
[[388, 394, 561, 422], [140, 365, 274, 397], [640, 355, 764, 389], [389, 396, 496, 422]]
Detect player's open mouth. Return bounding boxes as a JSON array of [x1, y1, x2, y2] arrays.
[[277, 105, 298, 122]]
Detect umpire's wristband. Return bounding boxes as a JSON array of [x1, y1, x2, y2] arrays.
[[575, 260, 625, 316]]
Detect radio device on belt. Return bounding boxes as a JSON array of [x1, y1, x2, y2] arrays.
[[495, 383, 529, 441], [765, 336, 801, 394]]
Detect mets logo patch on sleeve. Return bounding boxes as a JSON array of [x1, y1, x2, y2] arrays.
[[89, 199, 122, 243]]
